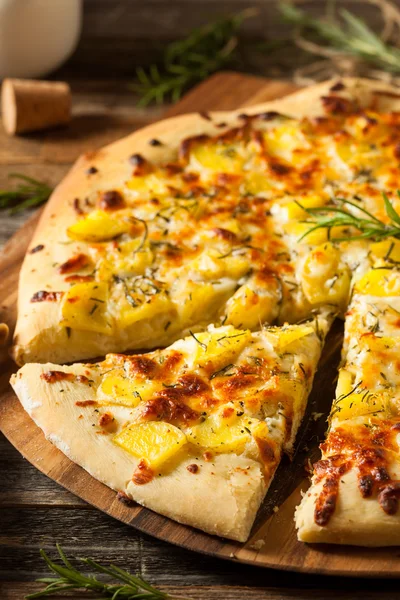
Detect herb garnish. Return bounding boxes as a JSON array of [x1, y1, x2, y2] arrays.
[[189, 330, 207, 350], [298, 192, 400, 243], [89, 304, 99, 315], [132, 217, 149, 254], [133, 11, 254, 106], [0, 173, 53, 214], [25, 544, 183, 599], [210, 363, 236, 380], [117, 275, 164, 309]]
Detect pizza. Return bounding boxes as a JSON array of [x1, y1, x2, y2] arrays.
[[296, 266, 400, 545], [10, 77, 400, 544], [11, 316, 329, 541]]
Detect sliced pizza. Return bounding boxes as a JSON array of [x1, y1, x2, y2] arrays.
[[11, 314, 331, 541], [296, 260, 400, 545], [11, 77, 400, 546]]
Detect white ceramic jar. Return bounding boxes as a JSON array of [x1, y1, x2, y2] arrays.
[[0, 0, 82, 78]]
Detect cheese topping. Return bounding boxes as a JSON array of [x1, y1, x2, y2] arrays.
[[38, 316, 328, 476], [33, 95, 400, 345]]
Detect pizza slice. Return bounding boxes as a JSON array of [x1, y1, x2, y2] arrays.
[[296, 258, 400, 545], [12, 313, 332, 541]]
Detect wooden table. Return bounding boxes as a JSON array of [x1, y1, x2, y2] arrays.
[[3, 72, 400, 599]]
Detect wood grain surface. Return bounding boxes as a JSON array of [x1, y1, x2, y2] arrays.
[[2, 72, 400, 599]]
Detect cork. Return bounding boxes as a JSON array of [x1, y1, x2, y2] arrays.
[[1, 78, 71, 136]]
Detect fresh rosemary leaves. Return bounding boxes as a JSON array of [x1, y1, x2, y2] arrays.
[[25, 544, 179, 599], [280, 2, 400, 75], [133, 11, 252, 106], [0, 173, 53, 214], [298, 192, 400, 243]]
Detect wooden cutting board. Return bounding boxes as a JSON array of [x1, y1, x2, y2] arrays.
[[1, 72, 400, 577]]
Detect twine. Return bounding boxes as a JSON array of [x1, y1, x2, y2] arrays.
[[287, 0, 400, 86]]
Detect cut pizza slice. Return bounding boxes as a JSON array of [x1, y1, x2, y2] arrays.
[[296, 267, 400, 546], [11, 312, 332, 541]]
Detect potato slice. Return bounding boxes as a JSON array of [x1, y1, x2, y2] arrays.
[[61, 281, 112, 335], [68, 210, 131, 242], [114, 421, 187, 468], [187, 404, 259, 453]]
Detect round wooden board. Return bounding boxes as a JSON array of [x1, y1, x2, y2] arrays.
[[2, 73, 400, 578]]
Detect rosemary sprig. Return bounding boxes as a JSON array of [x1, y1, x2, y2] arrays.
[[133, 10, 253, 106], [280, 2, 400, 74], [298, 192, 400, 242], [25, 544, 184, 599], [0, 173, 53, 214]]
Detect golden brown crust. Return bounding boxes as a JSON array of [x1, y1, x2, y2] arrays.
[[296, 465, 400, 546], [296, 415, 400, 545]]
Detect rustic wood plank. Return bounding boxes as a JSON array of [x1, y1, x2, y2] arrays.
[[0, 433, 86, 507], [167, 71, 270, 115], [4, 503, 400, 591], [5, 581, 400, 600]]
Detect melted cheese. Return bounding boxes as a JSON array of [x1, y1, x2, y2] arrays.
[[67, 315, 328, 469], [47, 102, 400, 346]]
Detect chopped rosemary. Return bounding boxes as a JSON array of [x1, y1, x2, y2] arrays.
[[298, 192, 400, 243], [89, 303, 99, 315], [216, 332, 247, 344], [126, 293, 139, 308], [189, 330, 207, 350], [25, 544, 181, 599], [298, 362, 306, 376], [210, 363, 236, 380], [249, 356, 262, 366], [132, 217, 149, 254]]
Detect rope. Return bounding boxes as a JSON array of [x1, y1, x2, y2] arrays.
[[286, 0, 400, 85]]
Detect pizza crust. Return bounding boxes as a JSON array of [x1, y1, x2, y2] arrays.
[[13, 77, 400, 365], [11, 363, 267, 541], [296, 463, 400, 546]]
